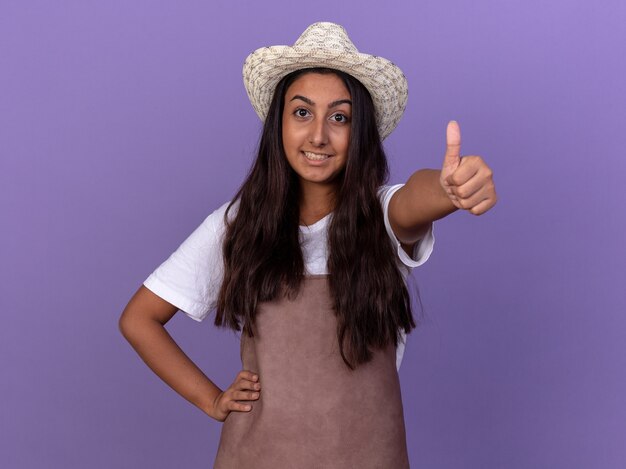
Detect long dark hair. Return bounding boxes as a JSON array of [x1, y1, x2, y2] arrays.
[[215, 68, 416, 369]]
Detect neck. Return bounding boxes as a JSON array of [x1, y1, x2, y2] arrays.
[[298, 181, 338, 225]]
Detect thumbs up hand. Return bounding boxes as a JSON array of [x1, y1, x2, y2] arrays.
[[440, 121, 497, 215]]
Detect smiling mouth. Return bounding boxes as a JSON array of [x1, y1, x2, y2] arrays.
[[303, 151, 333, 161]]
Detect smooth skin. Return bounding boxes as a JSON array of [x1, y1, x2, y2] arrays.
[[118, 72, 497, 423], [281, 73, 352, 225]]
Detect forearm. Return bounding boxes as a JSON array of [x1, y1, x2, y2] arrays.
[[390, 169, 457, 244], [121, 317, 222, 420]]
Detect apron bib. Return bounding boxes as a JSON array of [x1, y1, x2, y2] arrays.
[[213, 276, 410, 468]]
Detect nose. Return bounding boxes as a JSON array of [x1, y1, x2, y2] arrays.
[[308, 117, 329, 147]]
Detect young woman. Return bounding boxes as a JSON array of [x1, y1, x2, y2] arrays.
[[119, 22, 497, 468]]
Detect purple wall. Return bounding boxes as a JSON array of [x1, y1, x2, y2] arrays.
[[2, 1, 625, 468]]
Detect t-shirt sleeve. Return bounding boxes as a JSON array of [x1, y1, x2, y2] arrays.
[[142, 201, 232, 322], [378, 183, 435, 270], [396, 329, 407, 371]]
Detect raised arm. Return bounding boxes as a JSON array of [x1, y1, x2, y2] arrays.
[[388, 121, 497, 247]]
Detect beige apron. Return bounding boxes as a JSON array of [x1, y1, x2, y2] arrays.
[[213, 275, 410, 468]]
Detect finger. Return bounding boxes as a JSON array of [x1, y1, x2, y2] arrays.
[[441, 182, 462, 207], [443, 120, 461, 170], [468, 196, 497, 215], [447, 174, 485, 200], [445, 155, 480, 186], [228, 401, 253, 412], [237, 370, 259, 383], [238, 370, 259, 381], [234, 390, 260, 401], [452, 185, 492, 211], [235, 377, 261, 391], [443, 188, 463, 209]]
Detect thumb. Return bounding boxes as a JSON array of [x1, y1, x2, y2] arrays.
[[442, 120, 462, 174]]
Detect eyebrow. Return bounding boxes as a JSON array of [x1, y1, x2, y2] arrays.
[[290, 95, 352, 108]]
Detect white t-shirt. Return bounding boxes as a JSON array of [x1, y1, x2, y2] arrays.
[[143, 183, 435, 370]]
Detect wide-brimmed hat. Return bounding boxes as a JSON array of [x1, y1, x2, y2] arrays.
[[242, 22, 408, 140]]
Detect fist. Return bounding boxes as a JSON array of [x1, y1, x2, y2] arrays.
[[440, 121, 497, 215]]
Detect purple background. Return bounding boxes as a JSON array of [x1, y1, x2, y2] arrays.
[[2, 1, 625, 468]]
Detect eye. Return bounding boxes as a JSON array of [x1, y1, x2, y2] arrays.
[[330, 113, 349, 124], [294, 108, 311, 118]]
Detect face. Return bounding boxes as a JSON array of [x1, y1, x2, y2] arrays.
[[282, 72, 352, 191]]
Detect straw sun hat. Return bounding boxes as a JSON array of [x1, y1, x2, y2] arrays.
[[242, 22, 408, 140]]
